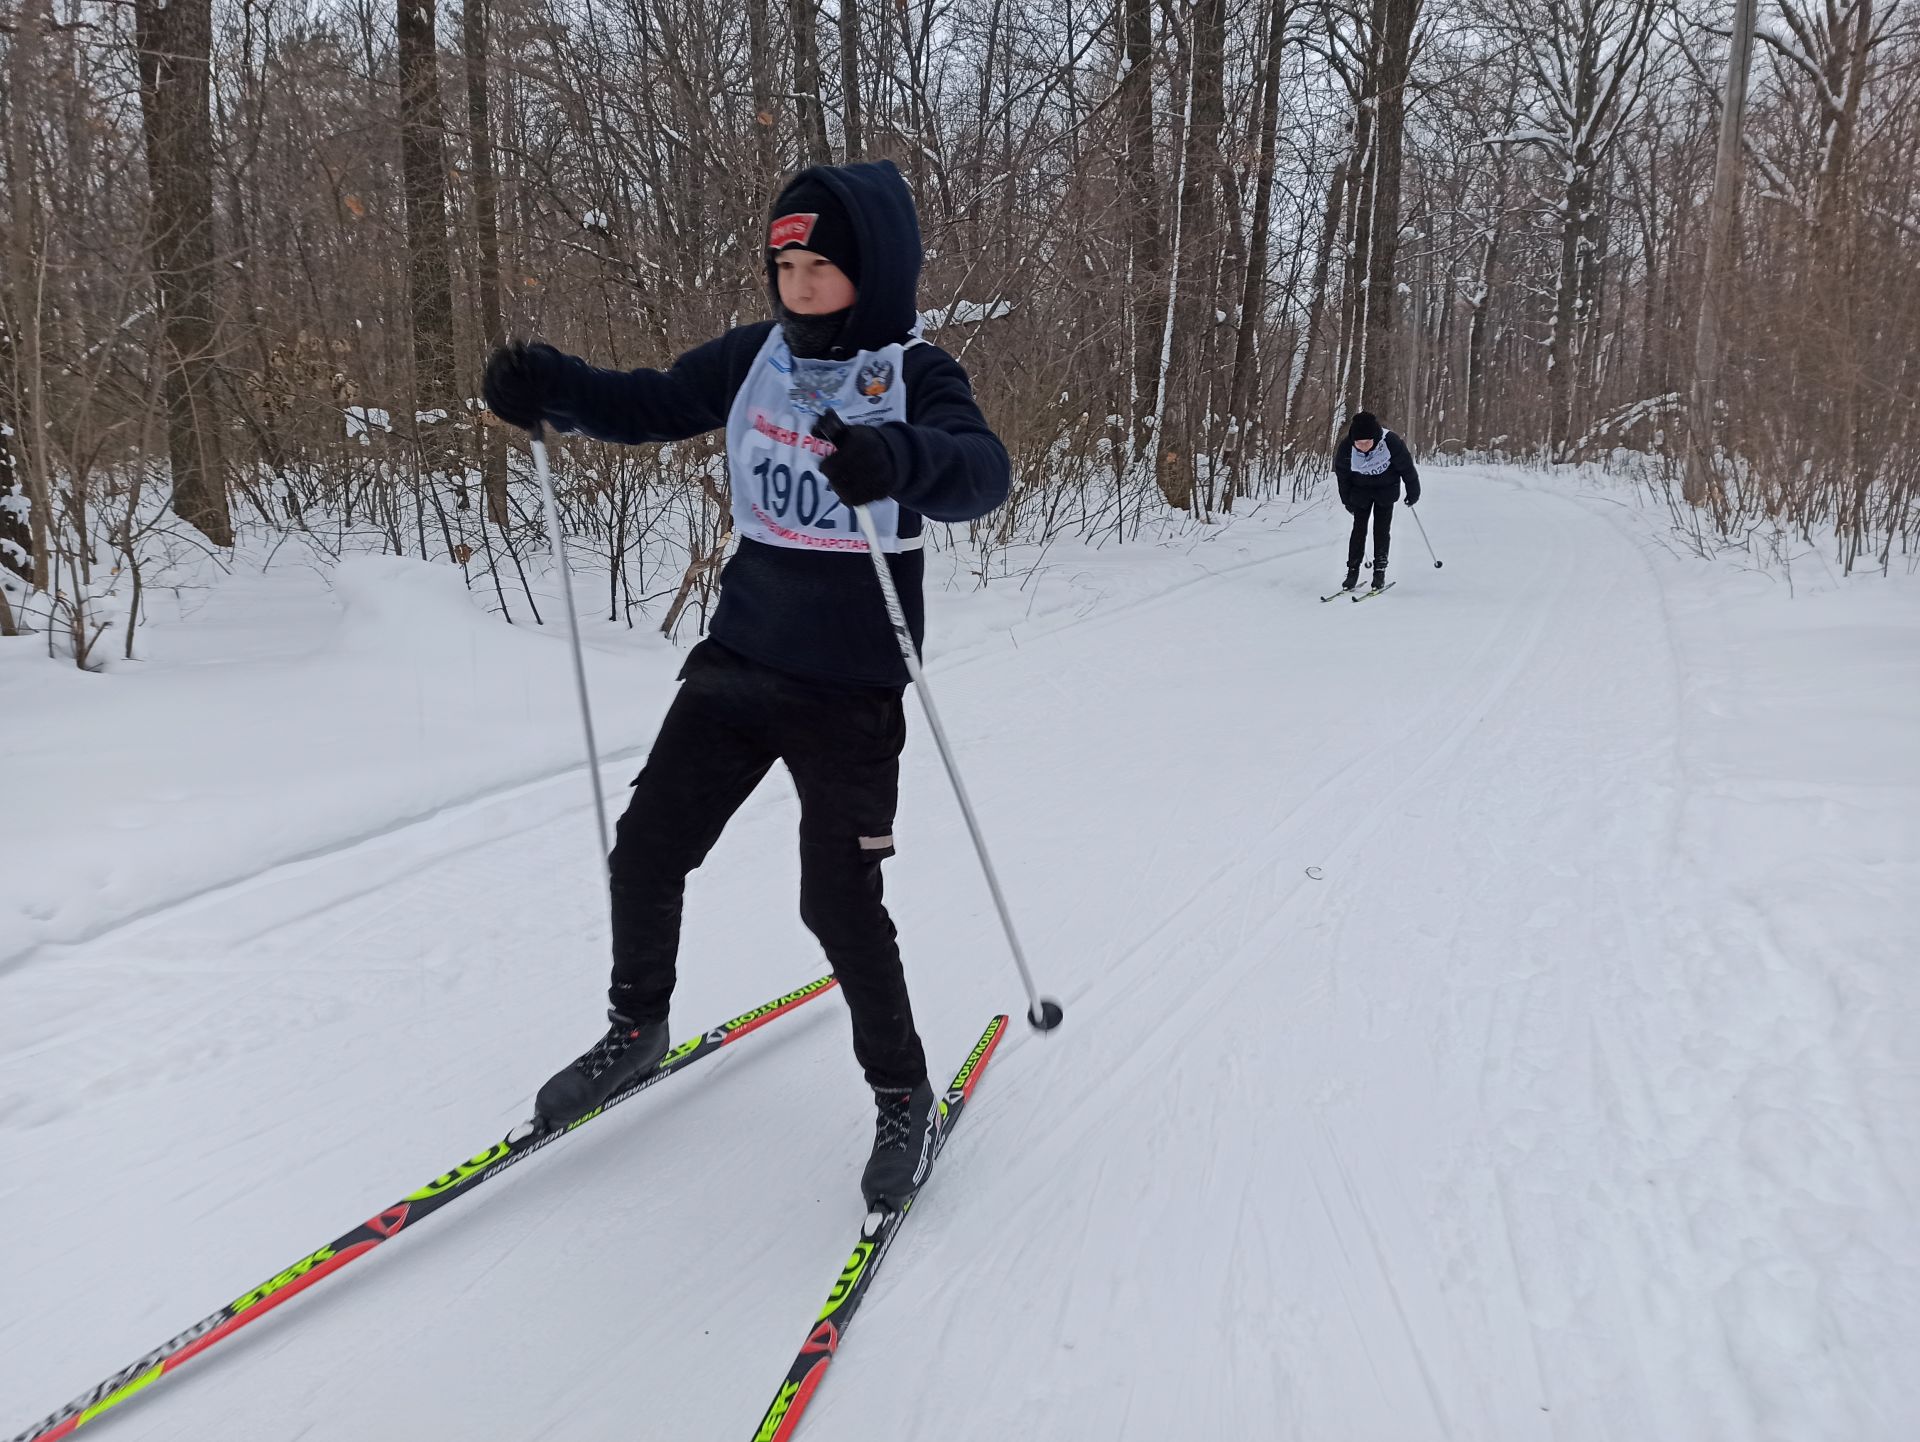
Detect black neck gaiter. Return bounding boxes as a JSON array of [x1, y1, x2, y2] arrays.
[[778, 305, 852, 360]]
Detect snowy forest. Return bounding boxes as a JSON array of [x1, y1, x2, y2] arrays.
[[3, 0, 1919, 657]]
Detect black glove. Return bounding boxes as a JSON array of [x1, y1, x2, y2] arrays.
[[812, 410, 901, 508], [482, 340, 556, 433], [1404, 491, 1419, 507]]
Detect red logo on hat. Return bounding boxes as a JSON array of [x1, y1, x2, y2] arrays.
[[770, 212, 819, 249]]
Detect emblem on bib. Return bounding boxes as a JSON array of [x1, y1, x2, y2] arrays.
[[788, 357, 850, 418], [856, 358, 895, 401]]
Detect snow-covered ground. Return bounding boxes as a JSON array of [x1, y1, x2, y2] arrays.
[[3, 467, 1914, 1441]]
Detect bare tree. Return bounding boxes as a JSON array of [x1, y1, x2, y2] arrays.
[[1491, 0, 1659, 456], [1119, 0, 1162, 451], [1287, 100, 1365, 444], [1357, 0, 1422, 414], [1686, 0, 1759, 509], [1228, 0, 1297, 492], [749, 0, 779, 188], [1752, 0, 1886, 244], [839, 0, 864, 159], [2, 0, 52, 594], [1156, 0, 1228, 511], [135, 0, 234, 545], [463, 0, 510, 524], [790, 0, 834, 163], [397, 0, 456, 417]]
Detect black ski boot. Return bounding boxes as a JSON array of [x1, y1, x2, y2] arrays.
[[1341, 564, 1361, 591], [1371, 562, 1387, 592], [535, 1010, 671, 1130], [861, 1080, 940, 1210]]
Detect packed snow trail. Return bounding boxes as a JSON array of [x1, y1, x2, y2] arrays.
[[2, 470, 1912, 1441]]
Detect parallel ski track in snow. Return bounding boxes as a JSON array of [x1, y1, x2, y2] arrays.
[[3, 525, 1326, 982], [4, 478, 1586, 1442], [8, 472, 1902, 1442]]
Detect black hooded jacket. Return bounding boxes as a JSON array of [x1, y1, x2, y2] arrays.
[[1333, 426, 1421, 510], [529, 161, 1011, 687]]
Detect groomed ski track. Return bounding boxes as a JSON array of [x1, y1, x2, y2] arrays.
[[3, 468, 1912, 1442]]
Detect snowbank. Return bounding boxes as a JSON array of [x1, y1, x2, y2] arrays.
[[1, 512, 1315, 972], [0, 554, 680, 969]]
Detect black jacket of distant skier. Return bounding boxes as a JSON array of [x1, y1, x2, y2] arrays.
[[511, 162, 1010, 688], [1334, 428, 1421, 511]]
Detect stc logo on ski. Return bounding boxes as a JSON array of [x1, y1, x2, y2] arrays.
[[818, 1242, 875, 1321], [403, 1141, 512, 1201]]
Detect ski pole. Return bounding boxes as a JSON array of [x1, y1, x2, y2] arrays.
[[820, 419, 1063, 1033], [1409, 504, 1443, 569], [530, 424, 612, 878]]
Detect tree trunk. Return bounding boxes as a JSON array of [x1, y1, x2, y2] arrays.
[[1228, 0, 1292, 490], [1333, 131, 1375, 437], [1119, 0, 1161, 452], [1685, 0, 1757, 509], [1156, 0, 1226, 512], [1334, 0, 1387, 433], [1534, 0, 1657, 457], [3, 0, 52, 588], [1148, 18, 1199, 510], [398, 0, 457, 421], [1810, 0, 1872, 252], [462, 0, 511, 525], [1464, 212, 1502, 448], [838, 0, 863, 160], [789, 0, 833, 164], [748, 0, 778, 189], [1359, 0, 1420, 415], [1547, 172, 1581, 456], [1286, 131, 1356, 445], [135, 0, 234, 547]]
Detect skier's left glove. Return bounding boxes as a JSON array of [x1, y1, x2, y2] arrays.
[[813, 410, 901, 507], [1404, 492, 1418, 507]]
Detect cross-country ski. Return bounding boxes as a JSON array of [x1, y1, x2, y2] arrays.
[[6, 980, 836, 1442], [751, 1015, 1006, 1442]]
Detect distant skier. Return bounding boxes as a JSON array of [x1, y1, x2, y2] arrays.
[[480, 161, 1011, 1209], [1333, 411, 1420, 593]]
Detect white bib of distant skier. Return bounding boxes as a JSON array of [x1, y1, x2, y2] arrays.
[[726, 328, 910, 552]]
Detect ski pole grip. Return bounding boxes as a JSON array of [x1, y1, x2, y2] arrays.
[[812, 409, 850, 447]]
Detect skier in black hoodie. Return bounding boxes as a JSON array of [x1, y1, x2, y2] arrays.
[[1333, 411, 1420, 593], [481, 161, 1011, 1208]]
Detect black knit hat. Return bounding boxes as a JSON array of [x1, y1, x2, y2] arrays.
[[768, 175, 861, 286], [1349, 411, 1383, 443]]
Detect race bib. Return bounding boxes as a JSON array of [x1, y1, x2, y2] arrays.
[[725, 329, 912, 553]]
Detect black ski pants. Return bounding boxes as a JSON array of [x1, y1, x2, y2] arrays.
[[605, 639, 927, 1091], [1346, 493, 1394, 569]]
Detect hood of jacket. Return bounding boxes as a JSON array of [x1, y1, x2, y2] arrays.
[[766, 160, 922, 360]]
